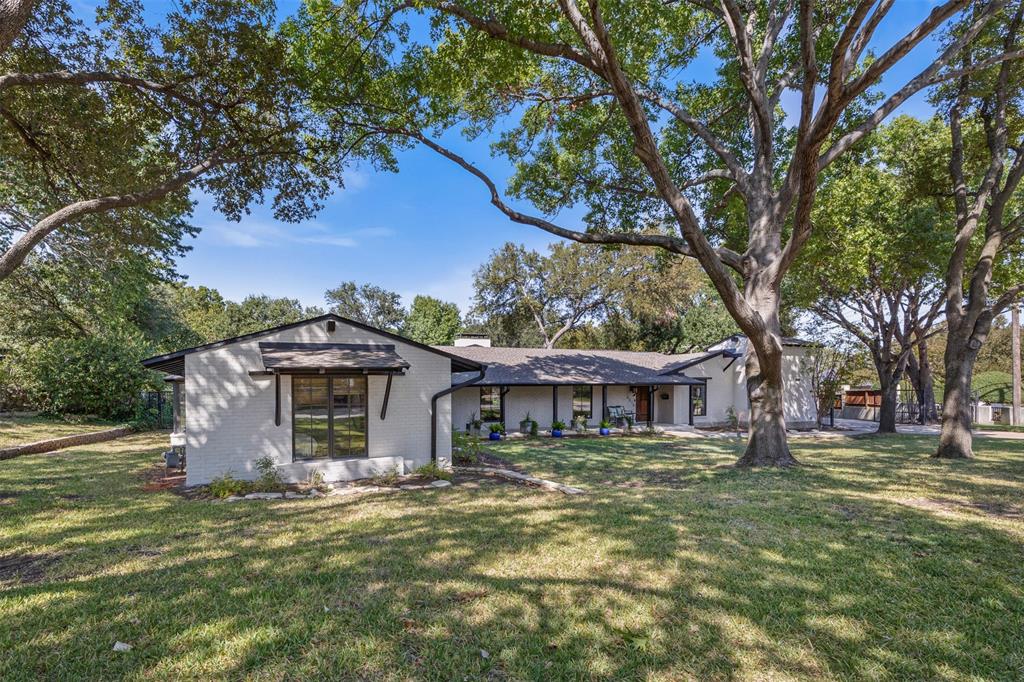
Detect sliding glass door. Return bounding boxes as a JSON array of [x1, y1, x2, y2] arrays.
[[293, 376, 367, 460]]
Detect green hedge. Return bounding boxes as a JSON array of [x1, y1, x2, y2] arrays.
[[2, 332, 152, 419]]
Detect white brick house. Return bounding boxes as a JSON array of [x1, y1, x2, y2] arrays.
[[143, 316, 817, 487], [441, 334, 818, 433], [142, 314, 483, 487]]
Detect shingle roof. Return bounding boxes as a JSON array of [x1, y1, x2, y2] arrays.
[[438, 346, 706, 386], [140, 313, 484, 375], [259, 343, 410, 373]]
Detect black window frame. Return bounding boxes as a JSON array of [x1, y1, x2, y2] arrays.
[[480, 386, 501, 422], [573, 385, 592, 421], [292, 375, 369, 460], [690, 383, 707, 417]]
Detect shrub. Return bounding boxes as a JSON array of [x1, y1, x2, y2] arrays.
[[254, 456, 285, 491], [208, 473, 249, 499], [529, 420, 539, 437], [551, 420, 567, 431], [5, 331, 152, 419], [371, 466, 400, 486], [414, 461, 453, 481], [453, 431, 481, 464]]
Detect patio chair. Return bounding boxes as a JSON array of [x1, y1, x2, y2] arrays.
[[607, 405, 627, 428]]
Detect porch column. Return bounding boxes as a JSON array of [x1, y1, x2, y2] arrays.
[[602, 385, 608, 422], [552, 385, 558, 424], [648, 386, 654, 427]]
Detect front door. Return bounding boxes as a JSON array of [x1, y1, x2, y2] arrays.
[[634, 388, 650, 423]]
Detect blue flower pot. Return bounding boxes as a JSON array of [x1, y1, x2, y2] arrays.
[[599, 427, 610, 436], [488, 432, 501, 441], [551, 429, 563, 438]]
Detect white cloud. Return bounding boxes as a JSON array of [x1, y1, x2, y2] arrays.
[[204, 219, 392, 250]]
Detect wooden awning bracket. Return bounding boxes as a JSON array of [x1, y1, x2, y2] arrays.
[[380, 371, 394, 420]]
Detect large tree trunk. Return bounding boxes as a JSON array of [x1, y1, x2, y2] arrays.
[[877, 373, 900, 434], [935, 331, 981, 458], [735, 284, 799, 467]]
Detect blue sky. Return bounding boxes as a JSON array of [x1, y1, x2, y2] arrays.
[[174, 1, 947, 313]]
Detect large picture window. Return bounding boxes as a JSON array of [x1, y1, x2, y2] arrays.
[[690, 384, 706, 417], [480, 386, 501, 421], [293, 375, 367, 460], [573, 386, 592, 420]]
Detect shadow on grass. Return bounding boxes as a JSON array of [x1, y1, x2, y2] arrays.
[[0, 433, 1022, 679]]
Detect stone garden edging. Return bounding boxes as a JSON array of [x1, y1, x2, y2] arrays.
[[456, 466, 586, 494], [0, 426, 135, 461], [223, 479, 453, 502]]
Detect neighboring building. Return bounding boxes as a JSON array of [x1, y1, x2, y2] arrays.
[[441, 334, 817, 433], [143, 317, 817, 487]]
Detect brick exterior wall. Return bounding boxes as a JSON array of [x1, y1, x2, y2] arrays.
[[182, 319, 452, 486]]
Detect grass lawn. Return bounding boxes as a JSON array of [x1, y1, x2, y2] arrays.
[[0, 415, 122, 448], [1, 433, 1022, 680]]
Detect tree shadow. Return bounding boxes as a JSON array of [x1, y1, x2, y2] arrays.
[[0, 433, 1022, 679]]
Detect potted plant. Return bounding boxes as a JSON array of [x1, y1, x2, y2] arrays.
[[599, 420, 611, 436], [488, 423, 504, 441], [550, 420, 566, 438], [573, 415, 588, 434], [519, 411, 536, 435], [467, 412, 482, 438]]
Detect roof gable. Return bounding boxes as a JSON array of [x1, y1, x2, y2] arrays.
[[141, 314, 483, 375]]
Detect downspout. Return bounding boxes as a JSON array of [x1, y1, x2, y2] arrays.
[[431, 367, 486, 463]]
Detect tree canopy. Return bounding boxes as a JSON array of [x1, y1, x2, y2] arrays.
[[403, 295, 461, 345], [325, 280, 406, 332]]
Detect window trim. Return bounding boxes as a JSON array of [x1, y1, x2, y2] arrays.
[[573, 385, 593, 421], [479, 386, 501, 422], [690, 383, 707, 418], [292, 374, 369, 461]]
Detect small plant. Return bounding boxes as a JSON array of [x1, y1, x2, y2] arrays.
[[254, 455, 285, 491], [573, 415, 588, 433], [489, 422, 504, 434], [414, 461, 453, 481], [624, 415, 634, 433], [453, 431, 481, 464], [208, 473, 249, 499], [519, 411, 536, 434], [303, 468, 328, 492], [529, 419, 539, 437], [599, 420, 612, 429], [371, 466, 400, 487], [466, 411, 483, 435], [725, 405, 741, 435]]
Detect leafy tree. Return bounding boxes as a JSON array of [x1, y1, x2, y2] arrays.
[[6, 329, 153, 418], [0, 0, 352, 284], [472, 242, 636, 348], [403, 295, 461, 345], [933, 5, 1024, 458], [792, 117, 949, 432], [223, 295, 323, 336], [325, 280, 406, 331], [293, 0, 1016, 466]]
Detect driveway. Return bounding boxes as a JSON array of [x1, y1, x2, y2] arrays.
[[827, 418, 1024, 441]]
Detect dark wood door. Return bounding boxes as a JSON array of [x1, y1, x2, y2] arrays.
[[634, 388, 650, 422]]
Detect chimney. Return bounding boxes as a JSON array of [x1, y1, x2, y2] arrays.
[[454, 333, 491, 347]]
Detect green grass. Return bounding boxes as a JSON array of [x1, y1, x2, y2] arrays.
[[977, 423, 1024, 433], [1, 433, 1022, 680], [0, 415, 121, 448]]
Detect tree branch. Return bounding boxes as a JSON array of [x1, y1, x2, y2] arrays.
[[0, 155, 225, 282]]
